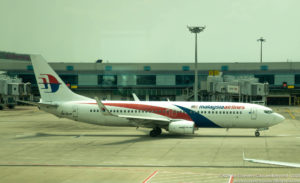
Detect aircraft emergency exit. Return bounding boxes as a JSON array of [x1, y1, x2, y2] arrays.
[[24, 55, 285, 137]]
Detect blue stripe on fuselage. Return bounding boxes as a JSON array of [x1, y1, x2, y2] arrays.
[[175, 105, 221, 128]]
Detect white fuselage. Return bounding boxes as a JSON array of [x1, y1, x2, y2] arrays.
[[41, 100, 284, 129]]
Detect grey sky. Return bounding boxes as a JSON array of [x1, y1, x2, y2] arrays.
[[0, 0, 299, 63]]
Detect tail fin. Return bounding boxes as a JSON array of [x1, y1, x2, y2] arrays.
[[30, 55, 89, 102]]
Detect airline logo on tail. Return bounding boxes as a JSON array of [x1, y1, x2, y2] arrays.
[[39, 74, 61, 93]]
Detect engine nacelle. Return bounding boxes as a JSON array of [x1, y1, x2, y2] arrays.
[[168, 120, 195, 134]]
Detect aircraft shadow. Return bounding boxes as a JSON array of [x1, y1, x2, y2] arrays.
[[14, 132, 194, 145], [14, 132, 280, 146], [14, 132, 145, 139]]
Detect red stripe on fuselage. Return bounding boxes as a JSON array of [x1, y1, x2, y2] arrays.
[[83, 102, 192, 121]]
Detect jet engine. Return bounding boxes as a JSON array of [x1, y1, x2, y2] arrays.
[[168, 120, 195, 134]]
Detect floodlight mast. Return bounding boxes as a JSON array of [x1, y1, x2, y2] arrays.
[[188, 26, 205, 101], [257, 37, 266, 63]]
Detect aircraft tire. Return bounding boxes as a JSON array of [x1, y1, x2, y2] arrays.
[[150, 130, 158, 137], [255, 131, 260, 137], [149, 127, 162, 137], [154, 127, 162, 135]]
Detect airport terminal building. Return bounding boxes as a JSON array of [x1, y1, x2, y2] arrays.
[[1, 51, 300, 105]]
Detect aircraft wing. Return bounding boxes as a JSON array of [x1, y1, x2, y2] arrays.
[[94, 97, 175, 128], [243, 152, 300, 168], [17, 100, 58, 108], [117, 115, 171, 127]]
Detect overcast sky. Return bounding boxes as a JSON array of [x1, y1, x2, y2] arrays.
[[0, 0, 300, 63]]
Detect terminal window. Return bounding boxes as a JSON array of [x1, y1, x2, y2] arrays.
[[136, 75, 156, 85], [176, 75, 194, 86], [221, 65, 228, 71], [60, 75, 78, 85], [182, 66, 190, 71], [18, 74, 36, 85], [295, 75, 300, 84], [98, 75, 117, 86], [255, 75, 274, 85]]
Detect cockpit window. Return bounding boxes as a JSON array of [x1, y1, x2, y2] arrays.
[[264, 110, 273, 114]]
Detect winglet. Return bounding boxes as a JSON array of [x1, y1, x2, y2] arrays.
[[94, 97, 114, 116], [132, 93, 140, 101]]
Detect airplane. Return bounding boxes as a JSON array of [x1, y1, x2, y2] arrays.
[[21, 55, 285, 137], [243, 152, 300, 167]]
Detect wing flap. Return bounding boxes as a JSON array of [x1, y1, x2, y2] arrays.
[[117, 115, 171, 127]]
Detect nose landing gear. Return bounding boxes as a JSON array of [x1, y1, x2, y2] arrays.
[[149, 127, 162, 137], [254, 128, 268, 137]]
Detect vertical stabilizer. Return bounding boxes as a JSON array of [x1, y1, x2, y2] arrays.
[[30, 55, 89, 102]]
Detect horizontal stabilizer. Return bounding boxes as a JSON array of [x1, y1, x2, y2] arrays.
[[17, 100, 58, 108]]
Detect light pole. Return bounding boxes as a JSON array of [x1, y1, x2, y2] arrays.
[[188, 26, 205, 101], [257, 37, 266, 63]]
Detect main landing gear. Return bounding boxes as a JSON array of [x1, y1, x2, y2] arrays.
[[255, 130, 260, 137], [149, 127, 162, 137]]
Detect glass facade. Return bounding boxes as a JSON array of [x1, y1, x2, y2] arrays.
[[136, 75, 156, 85], [98, 75, 117, 86], [295, 75, 300, 84], [60, 75, 78, 85], [18, 74, 36, 85], [176, 75, 194, 86], [255, 75, 274, 84]]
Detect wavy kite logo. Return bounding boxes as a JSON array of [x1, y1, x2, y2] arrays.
[[39, 74, 61, 93]]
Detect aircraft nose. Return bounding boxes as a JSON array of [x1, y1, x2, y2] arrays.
[[273, 113, 285, 124]]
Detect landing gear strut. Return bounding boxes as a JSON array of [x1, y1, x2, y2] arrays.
[[149, 127, 162, 137]]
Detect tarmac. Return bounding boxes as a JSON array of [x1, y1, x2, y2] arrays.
[[0, 106, 300, 183]]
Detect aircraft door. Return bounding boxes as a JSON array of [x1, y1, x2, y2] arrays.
[[72, 105, 78, 120], [251, 108, 257, 120]]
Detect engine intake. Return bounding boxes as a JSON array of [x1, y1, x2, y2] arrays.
[[168, 120, 195, 134]]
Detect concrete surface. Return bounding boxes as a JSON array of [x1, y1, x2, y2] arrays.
[[0, 106, 300, 183]]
